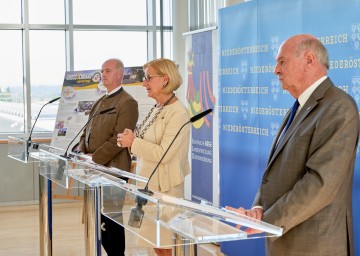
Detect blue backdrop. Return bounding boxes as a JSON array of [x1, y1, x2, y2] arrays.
[[219, 0, 360, 255]]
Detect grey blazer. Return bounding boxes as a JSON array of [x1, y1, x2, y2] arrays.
[[253, 78, 359, 256]]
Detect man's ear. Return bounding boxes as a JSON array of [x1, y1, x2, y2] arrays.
[[303, 51, 316, 73], [305, 51, 316, 66]]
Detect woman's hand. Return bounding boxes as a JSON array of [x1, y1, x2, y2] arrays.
[[117, 128, 135, 148]]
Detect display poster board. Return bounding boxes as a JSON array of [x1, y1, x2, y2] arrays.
[[51, 67, 152, 151]]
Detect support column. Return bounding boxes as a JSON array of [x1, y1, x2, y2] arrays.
[[84, 186, 102, 256], [39, 176, 52, 256], [173, 233, 197, 256]]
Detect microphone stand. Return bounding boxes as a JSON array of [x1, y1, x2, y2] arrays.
[[138, 120, 191, 197], [138, 108, 213, 197], [61, 107, 116, 159], [23, 97, 61, 160], [128, 109, 213, 228], [54, 107, 116, 180], [28, 97, 61, 142]]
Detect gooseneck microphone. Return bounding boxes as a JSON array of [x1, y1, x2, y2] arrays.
[[128, 109, 213, 228], [28, 97, 61, 142], [23, 97, 61, 161], [138, 108, 213, 196], [55, 107, 116, 180], [61, 107, 116, 159]]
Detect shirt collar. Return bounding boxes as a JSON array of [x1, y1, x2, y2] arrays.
[[298, 76, 327, 107], [106, 85, 123, 96]]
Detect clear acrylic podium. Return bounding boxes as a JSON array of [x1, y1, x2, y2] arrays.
[[35, 144, 149, 256], [102, 180, 283, 255], [7, 136, 40, 163], [12, 142, 283, 256]]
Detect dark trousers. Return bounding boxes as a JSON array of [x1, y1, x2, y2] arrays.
[[101, 214, 125, 256]]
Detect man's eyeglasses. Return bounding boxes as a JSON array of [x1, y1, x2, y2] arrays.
[[143, 74, 163, 82]]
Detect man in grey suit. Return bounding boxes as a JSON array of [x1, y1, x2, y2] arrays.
[[226, 34, 359, 255]]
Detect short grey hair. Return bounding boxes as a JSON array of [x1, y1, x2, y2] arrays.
[[296, 38, 329, 69]]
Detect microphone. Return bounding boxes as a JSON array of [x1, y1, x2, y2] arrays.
[[139, 109, 213, 197], [28, 97, 61, 142], [190, 108, 212, 123], [54, 106, 116, 180], [128, 109, 213, 228], [128, 196, 145, 228], [61, 107, 116, 159], [23, 97, 61, 161]]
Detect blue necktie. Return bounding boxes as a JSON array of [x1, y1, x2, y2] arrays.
[[274, 100, 299, 150], [283, 100, 299, 135]]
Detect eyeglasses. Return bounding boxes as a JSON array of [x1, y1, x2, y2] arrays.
[[143, 74, 163, 82]]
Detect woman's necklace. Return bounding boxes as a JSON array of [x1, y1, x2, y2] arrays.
[[135, 93, 175, 139]]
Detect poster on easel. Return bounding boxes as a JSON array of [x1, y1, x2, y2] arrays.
[[51, 67, 151, 152]]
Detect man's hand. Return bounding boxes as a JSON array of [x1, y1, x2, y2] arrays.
[[224, 206, 264, 235]]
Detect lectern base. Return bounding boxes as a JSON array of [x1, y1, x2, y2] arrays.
[[173, 233, 197, 256]]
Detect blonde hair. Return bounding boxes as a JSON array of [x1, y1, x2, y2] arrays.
[[143, 58, 182, 94]]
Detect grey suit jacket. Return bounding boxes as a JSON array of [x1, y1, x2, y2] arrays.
[[253, 78, 359, 256]]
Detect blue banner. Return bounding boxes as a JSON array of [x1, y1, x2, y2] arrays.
[[219, 0, 360, 255], [186, 30, 215, 203]]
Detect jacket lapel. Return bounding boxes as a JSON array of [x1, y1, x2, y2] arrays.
[[265, 78, 332, 170]]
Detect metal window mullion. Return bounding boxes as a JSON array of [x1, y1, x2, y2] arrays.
[[198, 0, 202, 29], [188, 0, 220, 31], [151, 0, 157, 60], [188, 0, 199, 31], [0, 24, 25, 29], [205, 0, 209, 26], [146, 0, 157, 61], [65, 0, 74, 71], [71, 25, 150, 31], [22, 0, 32, 134], [159, 0, 164, 57]]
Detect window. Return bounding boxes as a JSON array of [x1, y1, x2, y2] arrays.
[[0, 1, 21, 24], [0, 30, 24, 133], [29, 30, 66, 132], [0, 0, 173, 138], [29, 0, 65, 24], [73, 0, 147, 26], [73, 31, 147, 70]]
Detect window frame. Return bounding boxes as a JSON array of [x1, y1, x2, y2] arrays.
[[0, 0, 173, 139]]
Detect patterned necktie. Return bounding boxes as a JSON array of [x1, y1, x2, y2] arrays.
[[274, 100, 299, 151]]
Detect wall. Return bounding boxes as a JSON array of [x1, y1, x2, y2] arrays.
[[0, 143, 39, 204]]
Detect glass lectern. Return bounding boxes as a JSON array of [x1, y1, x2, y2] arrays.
[[11, 142, 283, 256], [35, 144, 149, 256], [7, 136, 40, 163], [101, 180, 282, 255]]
